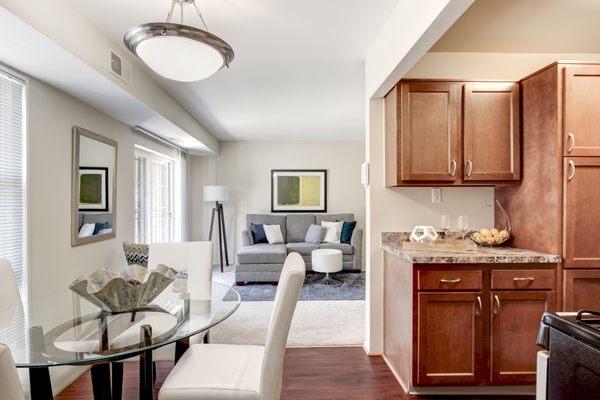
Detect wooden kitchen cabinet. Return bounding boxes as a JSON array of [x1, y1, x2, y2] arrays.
[[383, 255, 559, 392], [417, 292, 484, 385], [563, 65, 600, 156], [463, 82, 520, 181], [384, 79, 520, 186], [490, 291, 555, 384], [398, 82, 460, 182], [563, 157, 600, 269], [563, 270, 600, 310]]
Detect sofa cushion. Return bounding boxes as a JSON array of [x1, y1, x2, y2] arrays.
[[340, 221, 357, 244], [316, 213, 355, 224], [286, 214, 316, 242], [318, 243, 354, 255], [286, 242, 318, 256], [246, 214, 287, 242], [237, 244, 286, 264]]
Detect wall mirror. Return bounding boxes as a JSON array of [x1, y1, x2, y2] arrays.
[[71, 126, 118, 246]]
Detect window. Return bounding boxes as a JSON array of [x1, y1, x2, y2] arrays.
[[134, 148, 177, 244], [0, 68, 27, 298]]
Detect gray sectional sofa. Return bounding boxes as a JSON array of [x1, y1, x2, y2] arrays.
[[235, 213, 362, 284]]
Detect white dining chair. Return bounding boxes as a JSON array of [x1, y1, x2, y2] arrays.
[[110, 242, 214, 397], [158, 252, 306, 400], [0, 344, 26, 400]]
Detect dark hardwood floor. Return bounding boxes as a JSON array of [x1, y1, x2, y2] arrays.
[[56, 347, 533, 400]]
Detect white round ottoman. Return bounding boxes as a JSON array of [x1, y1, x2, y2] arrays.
[[311, 248, 343, 285]]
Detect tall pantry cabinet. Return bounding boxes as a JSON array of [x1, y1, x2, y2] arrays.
[[496, 62, 600, 311]]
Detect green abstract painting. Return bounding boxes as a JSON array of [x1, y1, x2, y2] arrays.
[[272, 170, 326, 212]]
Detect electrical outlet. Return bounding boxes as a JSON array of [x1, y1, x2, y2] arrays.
[[431, 188, 442, 203]]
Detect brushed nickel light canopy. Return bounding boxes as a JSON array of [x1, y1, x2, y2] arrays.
[[124, 0, 234, 82]]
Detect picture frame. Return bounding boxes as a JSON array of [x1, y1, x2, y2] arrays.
[[78, 166, 109, 212], [271, 169, 327, 213]]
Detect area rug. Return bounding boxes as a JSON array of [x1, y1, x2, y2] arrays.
[[210, 300, 365, 347], [223, 272, 365, 301]]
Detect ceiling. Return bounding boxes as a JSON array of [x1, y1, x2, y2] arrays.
[[432, 0, 600, 53], [65, 0, 396, 141]]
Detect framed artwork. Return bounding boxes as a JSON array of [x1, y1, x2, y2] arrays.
[[78, 167, 109, 211], [271, 169, 327, 213]]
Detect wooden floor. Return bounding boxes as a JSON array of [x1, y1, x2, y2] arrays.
[[56, 347, 533, 400]]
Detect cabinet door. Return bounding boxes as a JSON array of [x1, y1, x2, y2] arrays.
[[490, 291, 555, 384], [564, 66, 600, 156], [564, 157, 600, 269], [400, 82, 459, 181], [463, 82, 520, 181], [563, 270, 600, 310], [417, 292, 484, 385]]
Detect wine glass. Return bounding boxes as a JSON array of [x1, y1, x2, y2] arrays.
[[457, 215, 470, 239], [441, 214, 451, 234]]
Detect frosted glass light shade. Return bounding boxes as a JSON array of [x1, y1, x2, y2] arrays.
[[204, 186, 229, 202], [124, 23, 234, 82], [137, 36, 224, 82]]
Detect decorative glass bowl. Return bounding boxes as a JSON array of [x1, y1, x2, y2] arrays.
[[69, 264, 178, 313]]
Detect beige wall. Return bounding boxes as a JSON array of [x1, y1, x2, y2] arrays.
[[189, 140, 366, 261], [406, 52, 600, 80]]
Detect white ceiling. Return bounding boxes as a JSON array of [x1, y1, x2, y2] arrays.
[[65, 0, 397, 141]]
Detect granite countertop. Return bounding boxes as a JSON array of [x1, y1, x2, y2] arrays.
[[382, 232, 561, 264]]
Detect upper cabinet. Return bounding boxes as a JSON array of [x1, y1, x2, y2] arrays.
[[563, 65, 600, 156], [463, 82, 520, 181], [384, 80, 521, 187]]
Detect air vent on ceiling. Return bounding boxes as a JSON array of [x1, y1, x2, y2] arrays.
[[109, 50, 132, 85]]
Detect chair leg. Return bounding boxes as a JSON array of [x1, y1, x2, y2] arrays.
[[112, 362, 123, 400]]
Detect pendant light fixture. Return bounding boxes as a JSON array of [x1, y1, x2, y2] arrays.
[[124, 0, 234, 82]]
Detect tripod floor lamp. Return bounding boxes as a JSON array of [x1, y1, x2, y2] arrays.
[[204, 185, 230, 272]]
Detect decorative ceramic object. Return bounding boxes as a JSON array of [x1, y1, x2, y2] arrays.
[[69, 264, 178, 313], [409, 226, 438, 243]]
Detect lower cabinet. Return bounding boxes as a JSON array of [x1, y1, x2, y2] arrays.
[[490, 291, 555, 384], [563, 269, 600, 310], [417, 292, 484, 385]]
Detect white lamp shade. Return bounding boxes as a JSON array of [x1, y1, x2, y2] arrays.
[[136, 36, 225, 82], [203, 186, 229, 202]]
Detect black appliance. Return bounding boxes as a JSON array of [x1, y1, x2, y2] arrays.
[[537, 310, 600, 399]]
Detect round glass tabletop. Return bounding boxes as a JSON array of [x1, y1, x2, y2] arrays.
[[0, 280, 240, 367]]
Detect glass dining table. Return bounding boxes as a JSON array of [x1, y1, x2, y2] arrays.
[[0, 280, 240, 400]]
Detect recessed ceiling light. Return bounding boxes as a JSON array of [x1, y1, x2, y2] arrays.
[[124, 0, 234, 82]]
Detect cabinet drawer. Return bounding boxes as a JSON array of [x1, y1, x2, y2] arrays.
[[491, 269, 555, 290], [418, 270, 482, 290]]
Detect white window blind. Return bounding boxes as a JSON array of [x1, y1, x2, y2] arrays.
[[0, 69, 26, 297]]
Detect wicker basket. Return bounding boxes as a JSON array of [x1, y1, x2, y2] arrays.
[[469, 200, 512, 247]]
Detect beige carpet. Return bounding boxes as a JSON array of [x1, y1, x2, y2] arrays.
[[210, 300, 365, 347]]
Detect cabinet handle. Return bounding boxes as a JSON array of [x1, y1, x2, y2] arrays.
[[513, 277, 535, 281], [466, 160, 473, 177], [440, 278, 461, 283], [476, 296, 482, 317], [448, 159, 457, 177], [568, 160, 575, 181], [568, 132, 575, 153], [493, 294, 501, 315]]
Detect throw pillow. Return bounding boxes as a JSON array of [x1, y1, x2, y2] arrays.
[[340, 220, 357, 244], [263, 224, 284, 244], [122, 241, 149, 267], [78, 223, 95, 238], [305, 224, 326, 244], [250, 223, 268, 244], [321, 221, 343, 243], [93, 222, 110, 235]]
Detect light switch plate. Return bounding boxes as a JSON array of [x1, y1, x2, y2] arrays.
[[431, 188, 442, 203]]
